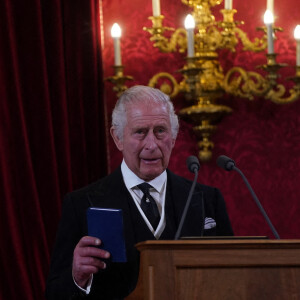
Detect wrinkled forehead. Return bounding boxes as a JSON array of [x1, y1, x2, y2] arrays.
[[125, 99, 169, 117]]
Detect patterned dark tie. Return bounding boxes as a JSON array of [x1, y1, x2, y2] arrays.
[[137, 182, 160, 230]]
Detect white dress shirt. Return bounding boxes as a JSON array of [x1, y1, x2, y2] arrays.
[[121, 159, 167, 239]]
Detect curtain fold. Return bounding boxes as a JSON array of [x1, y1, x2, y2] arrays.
[[0, 1, 107, 299]]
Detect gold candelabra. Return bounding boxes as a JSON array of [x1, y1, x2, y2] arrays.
[[107, 0, 300, 162]]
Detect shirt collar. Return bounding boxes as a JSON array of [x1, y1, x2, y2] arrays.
[[121, 160, 167, 193]]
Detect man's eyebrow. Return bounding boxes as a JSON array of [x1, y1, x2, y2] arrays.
[[132, 125, 148, 129], [131, 126, 148, 132]]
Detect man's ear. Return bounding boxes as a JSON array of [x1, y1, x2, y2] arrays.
[[171, 138, 176, 149], [110, 127, 124, 151]]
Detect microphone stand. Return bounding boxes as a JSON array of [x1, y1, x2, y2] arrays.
[[234, 166, 280, 240], [174, 169, 198, 240]]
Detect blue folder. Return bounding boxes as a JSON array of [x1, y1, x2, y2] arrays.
[[87, 207, 127, 262]]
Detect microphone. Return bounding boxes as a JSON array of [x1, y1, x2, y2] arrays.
[[186, 155, 200, 173], [216, 155, 235, 171], [175, 156, 201, 240], [217, 155, 280, 239]]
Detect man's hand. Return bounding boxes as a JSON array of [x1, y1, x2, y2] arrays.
[[72, 236, 110, 288]]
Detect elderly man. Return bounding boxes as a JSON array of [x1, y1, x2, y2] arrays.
[[45, 85, 233, 299]]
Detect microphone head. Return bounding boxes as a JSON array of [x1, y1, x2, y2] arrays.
[[216, 155, 235, 171], [186, 155, 200, 173]]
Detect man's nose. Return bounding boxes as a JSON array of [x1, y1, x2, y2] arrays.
[[144, 132, 158, 150]]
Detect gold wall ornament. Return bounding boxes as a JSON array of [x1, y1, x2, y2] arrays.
[[107, 0, 300, 161], [143, 16, 187, 53], [105, 66, 134, 98], [148, 72, 181, 98]]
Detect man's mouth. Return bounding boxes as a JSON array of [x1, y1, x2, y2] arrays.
[[141, 158, 160, 164]]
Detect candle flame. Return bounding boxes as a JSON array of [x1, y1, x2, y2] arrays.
[[264, 10, 274, 25], [294, 25, 300, 40], [111, 23, 121, 38], [184, 14, 195, 30]]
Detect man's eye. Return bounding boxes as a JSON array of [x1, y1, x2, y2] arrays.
[[135, 129, 145, 135], [155, 128, 166, 135]]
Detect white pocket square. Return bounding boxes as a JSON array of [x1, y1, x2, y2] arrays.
[[204, 217, 216, 230]]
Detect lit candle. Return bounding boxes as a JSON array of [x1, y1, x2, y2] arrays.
[[152, 0, 161, 17], [264, 10, 274, 54], [294, 25, 300, 66], [224, 0, 233, 10], [111, 23, 122, 66], [184, 14, 195, 57], [267, 0, 274, 15]]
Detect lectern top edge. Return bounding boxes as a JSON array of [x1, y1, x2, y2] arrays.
[[135, 239, 300, 251]]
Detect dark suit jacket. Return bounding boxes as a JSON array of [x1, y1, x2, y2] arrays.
[[45, 167, 233, 300]]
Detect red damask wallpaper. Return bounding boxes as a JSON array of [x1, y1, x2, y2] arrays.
[[101, 0, 300, 239]]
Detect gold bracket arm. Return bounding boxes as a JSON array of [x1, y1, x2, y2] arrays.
[[143, 16, 187, 53], [258, 53, 300, 104], [148, 72, 181, 98], [224, 67, 270, 100], [218, 9, 267, 52], [265, 66, 300, 104], [233, 27, 267, 52], [266, 83, 300, 104], [224, 54, 300, 103], [234, 26, 282, 53]]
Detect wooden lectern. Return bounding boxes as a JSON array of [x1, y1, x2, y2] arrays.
[[127, 239, 300, 300]]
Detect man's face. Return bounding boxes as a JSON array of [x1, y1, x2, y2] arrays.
[[111, 100, 176, 181]]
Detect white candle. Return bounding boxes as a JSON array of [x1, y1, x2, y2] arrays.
[[152, 0, 161, 17], [224, 0, 233, 10], [184, 14, 195, 57], [266, 24, 274, 54], [264, 10, 274, 54], [267, 0, 274, 15], [111, 23, 122, 66], [294, 25, 300, 66]]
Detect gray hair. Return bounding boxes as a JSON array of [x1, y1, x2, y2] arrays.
[[111, 85, 179, 140]]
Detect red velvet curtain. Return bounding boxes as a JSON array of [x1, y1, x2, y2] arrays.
[[0, 1, 107, 299]]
